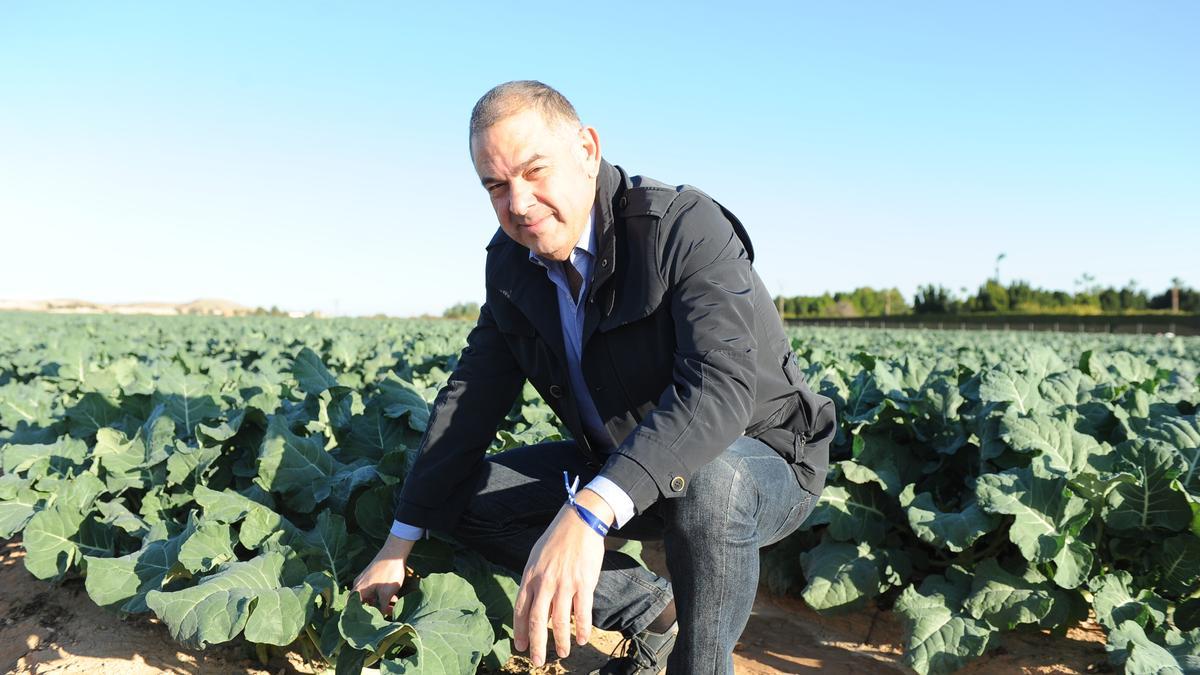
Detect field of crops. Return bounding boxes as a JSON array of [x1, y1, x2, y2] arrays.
[[1, 313, 1197, 674]]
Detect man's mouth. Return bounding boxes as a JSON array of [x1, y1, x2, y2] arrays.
[[521, 215, 549, 229]]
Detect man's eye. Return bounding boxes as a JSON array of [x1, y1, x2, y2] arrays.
[[527, 167, 543, 176]]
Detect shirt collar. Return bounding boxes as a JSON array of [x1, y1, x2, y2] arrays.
[[528, 206, 597, 268]]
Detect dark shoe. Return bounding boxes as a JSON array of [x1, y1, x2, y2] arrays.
[[590, 621, 678, 675]]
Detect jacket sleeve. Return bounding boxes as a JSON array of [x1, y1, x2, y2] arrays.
[[595, 192, 758, 513], [392, 300, 525, 532]]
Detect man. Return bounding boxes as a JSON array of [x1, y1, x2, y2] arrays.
[[352, 80, 835, 674]]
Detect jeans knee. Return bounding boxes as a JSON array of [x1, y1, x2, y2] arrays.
[[667, 455, 753, 535]]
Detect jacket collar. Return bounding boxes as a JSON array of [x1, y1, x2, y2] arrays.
[[589, 158, 622, 301]]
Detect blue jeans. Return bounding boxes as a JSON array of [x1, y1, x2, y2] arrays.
[[449, 435, 819, 674]]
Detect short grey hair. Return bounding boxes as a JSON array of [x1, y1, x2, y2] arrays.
[[469, 80, 581, 143]]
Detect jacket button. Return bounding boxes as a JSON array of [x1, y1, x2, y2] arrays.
[[549, 384, 564, 398], [619, 196, 627, 209], [670, 476, 685, 492], [600, 258, 609, 268]]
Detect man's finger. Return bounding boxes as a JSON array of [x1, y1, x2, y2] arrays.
[[573, 587, 593, 646], [551, 589, 574, 659], [375, 583, 398, 615], [526, 583, 554, 667], [512, 577, 532, 651]]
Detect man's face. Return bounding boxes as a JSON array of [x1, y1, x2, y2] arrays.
[[471, 108, 601, 262]]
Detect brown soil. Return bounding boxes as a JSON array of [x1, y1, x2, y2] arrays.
[[0, 538, 1108, 674]]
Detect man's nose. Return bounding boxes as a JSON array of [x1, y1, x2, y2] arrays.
[[509, 180, 534, 217]]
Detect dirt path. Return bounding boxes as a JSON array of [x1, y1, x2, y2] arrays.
[[1, 537, 1107, 674]]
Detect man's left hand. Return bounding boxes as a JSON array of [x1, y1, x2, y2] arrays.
[[513, 488, 613, 666]]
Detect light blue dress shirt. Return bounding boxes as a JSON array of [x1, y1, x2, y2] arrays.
[[390, 207, 636, 541]]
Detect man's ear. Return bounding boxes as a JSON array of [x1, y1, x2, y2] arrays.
[[578, 125, 601, 178]]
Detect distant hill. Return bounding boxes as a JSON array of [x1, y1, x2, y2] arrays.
[[0, 298, 255, 317]]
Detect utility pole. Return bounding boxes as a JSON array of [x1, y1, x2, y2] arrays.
[[994, 252, 1007, 284], [1171, 277, 1182, 314]]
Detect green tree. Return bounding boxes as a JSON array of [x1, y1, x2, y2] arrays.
[[974, 280, 1009, 312], [442, 302, 481, 320]]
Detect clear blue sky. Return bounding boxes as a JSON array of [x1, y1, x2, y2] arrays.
[[2, 2, 1197, 316]]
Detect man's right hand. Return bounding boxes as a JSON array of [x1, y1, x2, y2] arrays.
[[351, 534, 416, 616]]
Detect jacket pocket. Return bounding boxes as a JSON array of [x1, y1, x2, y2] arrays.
[[751, 378, 836, 495]]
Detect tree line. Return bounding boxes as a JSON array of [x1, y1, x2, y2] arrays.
[[774, 279, 1197, 318]]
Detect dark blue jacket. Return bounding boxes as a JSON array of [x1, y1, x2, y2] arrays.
[[394, 159, 835, 531]]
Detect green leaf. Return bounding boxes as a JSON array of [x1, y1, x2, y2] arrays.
[[25, 509, 117, 580], [64, 392, 123, 438], [292, 347, 340, 395], [153, 367, 222, 437], [800, 540, 883, 611], [0, 380, 60, 429], [254, 415, 346, 513], [1163, 628, 1200, 672], [1000, 410, 1107, 478], [243, 582, 318, 646], [95, 498, 148, 536], [895, 581, 994, 675], [0, 479, 45, 538], [195, 409, 247, 445], [1050, 536, 1093, 589], [192, 485, 304, 552], [92, 411, 173, 492], [328, 462, 381, 513], [962, 559, 1055, 630], [300, 510, 363, 586], [178, 518, 237, 574], [848, 432, 924, 497], [22, 473, 113, 579], [1137, 414, 1200, 495], [1088, 571, 1169, 632], [407, 538, 457, 576], [454, 550, 519, 636], [335, 647, 369, 675], [843, 370, 887, 427], [378, 376, 431, 432], [3, 436, 89, 476], [1105, 440, 1192, 532], [1038, 369, 1099, 410], [900, 485, 998, 553], [84, 516, 196, 613], [375, 450, 410, 486], [979, 363, 1038, 414], [1175, 599, 1200, 631], [812, 483, 889, 545], [1151, 535, 1200, 598], [338, 590, 417, 652], [354, 483, 395, 541], [1090, 352, 1165, 388], [338, 400, 411, 462], [975, 466, 1091, 562], [145, 551, 307, 648], [165, 441, 222, 487], [1106, 620, 1186, 675], [379, 573, 493, 675]]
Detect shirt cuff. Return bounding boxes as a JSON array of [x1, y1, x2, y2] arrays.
[[389, 520, 427, 541], [584, 475, 636, 529]]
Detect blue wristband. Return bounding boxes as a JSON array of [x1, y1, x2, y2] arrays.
[[563, 471, 610, 537]]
